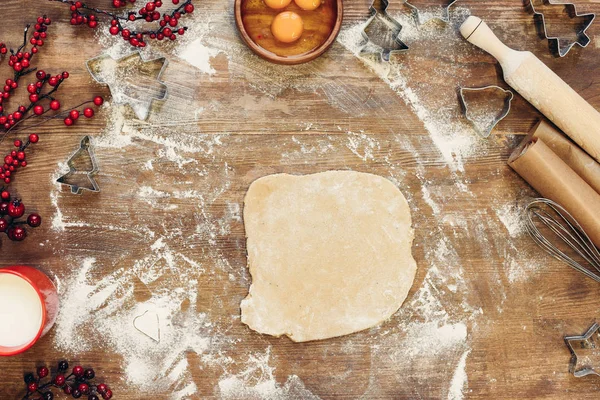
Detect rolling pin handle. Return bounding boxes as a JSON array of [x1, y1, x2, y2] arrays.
[[460, 16, 514, 63]]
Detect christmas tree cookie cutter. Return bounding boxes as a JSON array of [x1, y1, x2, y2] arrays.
[[565, 322, 600, 377], [404, 0, 458, 25], [57, 136, 100, 195], [458, 85, 514, 138], [527, 0, 595, 57], [361, 0, 409, 61], [86, 51, 168, 120]]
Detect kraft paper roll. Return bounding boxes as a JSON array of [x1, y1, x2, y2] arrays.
[[527, 120, 600, 195], [508, 138, 600, 249]]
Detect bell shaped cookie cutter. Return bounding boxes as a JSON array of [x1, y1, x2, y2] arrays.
[[404, 0, 458, 25], [458, 85, 514, 138], [361, 0, 409, 61], [86, 51, 168, 120], [57, 136, 100, 195], [527, 0, 595, 57], [565, 322, 600, 377]]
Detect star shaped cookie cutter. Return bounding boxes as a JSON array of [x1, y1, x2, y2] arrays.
[[527, 0, 596, 57], [404, 0, 458, 25], [564, 322, 600, 377], [57, 136, 100, 195], [86, 51, 168, 120], [361, 0, 409, 61]]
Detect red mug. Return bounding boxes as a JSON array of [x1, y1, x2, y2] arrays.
[[0, 266, 58, 356]]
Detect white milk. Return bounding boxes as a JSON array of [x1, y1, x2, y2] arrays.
[[0, 273, 43, 347]]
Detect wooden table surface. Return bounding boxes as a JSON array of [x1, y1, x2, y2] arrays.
[[1, 0, 600, 398]]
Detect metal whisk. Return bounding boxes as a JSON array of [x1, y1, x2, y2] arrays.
[[525, 198, 600, 283]]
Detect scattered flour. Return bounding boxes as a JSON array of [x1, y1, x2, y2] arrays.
[[337, 7, 482, 172], [448, 350, 471, 400], [44, 3, 533, 398], [217, 348, 319, 399], [496, 203, 526, 237]]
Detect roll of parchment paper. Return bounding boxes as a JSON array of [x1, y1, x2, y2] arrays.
[[527, 120, 600, 195], [508, 138, 600, 248]]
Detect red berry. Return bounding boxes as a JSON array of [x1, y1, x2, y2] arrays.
[[0, 191, 8, 200], [29, 94, 39, 102], [64, 117, 74, 126], [4, 156, 12, 165], [62, 71, 69, 79], [37, 366, 49, 378], [27, 213, 42, 227], [88, 20, 98, 28], [78, 383, 89, 394], [33, 105, 44, 115], [48, 76, 58, 86], [109, 26, 120, 35], [29, 133, 39, 143], [72, 365, 84, 377], [83, 108, 94, 118], [184, 3, 194, 12], [50, 100, 60, 110], [20, 161, 27, 167], [16, 151, 25, 160], [70, 110, 80, 120], [102, 389, 113, 400], [54, 374, 65, 386], [13, 111, 22, 120], [63, 385, 73, 395], [93, 96, 104, 106], [8, 226, 26, 241], [27, 83, 37, 94], [96, 384, 107, 394], [0, 218, 7, 232], [8, 200, 25, 218], [27, 382, 37, 392]]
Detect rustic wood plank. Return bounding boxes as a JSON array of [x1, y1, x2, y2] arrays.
[[1, 0, 600, 399]]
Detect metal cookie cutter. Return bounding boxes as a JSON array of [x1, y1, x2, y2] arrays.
[[527, 0, 595, 57], [458, 85, 514, 138], [361, 0, 409, 61], [404, 0, 458, 25], [86, 51, 168, 120], [565, 322, 600, 377], [57, 136, 100, 195]]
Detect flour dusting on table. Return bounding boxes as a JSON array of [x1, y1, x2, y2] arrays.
[[45, 3, 538, 398]]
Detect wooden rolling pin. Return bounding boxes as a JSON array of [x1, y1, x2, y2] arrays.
[[460, 16, 600, 163]]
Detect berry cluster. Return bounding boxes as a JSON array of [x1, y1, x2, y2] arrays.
[[7, 17, 51, 77], [0, 134, 41, 241], [22, 361, 113, 400], [0, 16, 107, 243], [52, 0, 195, 47]]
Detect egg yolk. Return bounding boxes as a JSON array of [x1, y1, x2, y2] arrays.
[[263, 0, 292, 10], [271, 12, 304, 43], [294, 0, 321, 11]]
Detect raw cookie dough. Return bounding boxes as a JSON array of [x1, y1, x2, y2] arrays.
[[241, 171, 417, 342]]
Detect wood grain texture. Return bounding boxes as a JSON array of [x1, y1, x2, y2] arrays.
[[0, 0, 599, 399]]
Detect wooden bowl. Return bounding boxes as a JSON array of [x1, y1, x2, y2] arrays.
[[235, 0, 343, 65]]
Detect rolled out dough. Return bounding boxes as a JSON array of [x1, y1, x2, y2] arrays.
[[240, 171, 417, 342]]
